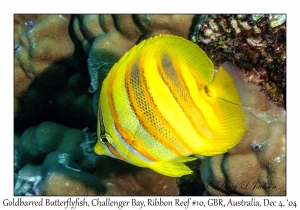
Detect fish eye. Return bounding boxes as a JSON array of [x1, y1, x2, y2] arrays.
[[99, 133, 113, 144], [101, 137, 109, 143]]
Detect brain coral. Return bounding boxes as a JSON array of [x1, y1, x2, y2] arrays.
[[199, 62, 286, 196]]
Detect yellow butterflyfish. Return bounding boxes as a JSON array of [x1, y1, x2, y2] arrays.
[[94, 34, 245, 177]]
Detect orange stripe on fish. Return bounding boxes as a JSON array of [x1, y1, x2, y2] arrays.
[[104, 142, 126, 161]]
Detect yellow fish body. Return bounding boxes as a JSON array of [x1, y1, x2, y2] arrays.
[[94, 34, 245, 177]]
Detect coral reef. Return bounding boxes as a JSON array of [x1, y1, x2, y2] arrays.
[[14, 122, 179, 196], [199, 62, 286, 196], [14, 14, 286, 196], [193, 14, 286, 107]]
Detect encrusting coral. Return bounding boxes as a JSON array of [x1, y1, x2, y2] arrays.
[[199, 62, 286, 196], [194, 14, 286, 107], [14, 122, 179, 196]]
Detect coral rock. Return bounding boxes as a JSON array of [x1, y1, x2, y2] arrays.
[[38, 151, 105, 196], [102, 168, 179, 196], [199, 62, 286, 196], [39, 171, 101, 196]]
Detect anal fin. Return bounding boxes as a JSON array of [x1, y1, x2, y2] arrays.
[[149, 157, 197, 177]]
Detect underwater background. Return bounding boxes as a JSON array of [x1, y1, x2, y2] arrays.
[[14, 14, 286, 196]]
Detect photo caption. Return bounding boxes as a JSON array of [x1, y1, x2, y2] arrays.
[[2, 197, 298, 209]]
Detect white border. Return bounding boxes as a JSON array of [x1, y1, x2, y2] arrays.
[[1, 0, 298, 209]]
